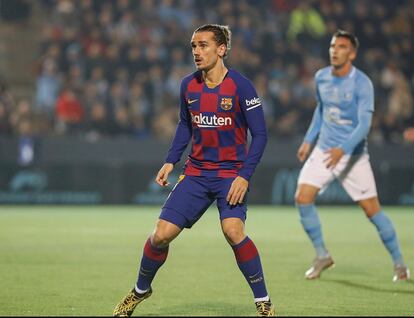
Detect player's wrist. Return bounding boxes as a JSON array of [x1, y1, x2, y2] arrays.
[[237, 175, 248, 182], [237, 172, 250, 182], [303, 139, 313, 146], [338, 145, 348, 154]]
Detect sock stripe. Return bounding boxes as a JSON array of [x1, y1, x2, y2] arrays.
[[143, 238, 169, 262], [232, 237, 259, 263]]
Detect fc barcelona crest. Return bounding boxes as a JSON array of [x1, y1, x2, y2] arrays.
[[220, 98, 233, 110]]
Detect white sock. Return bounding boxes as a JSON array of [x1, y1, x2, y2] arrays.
[[254, 295, 270, 303], [134, 285, 149, 295]]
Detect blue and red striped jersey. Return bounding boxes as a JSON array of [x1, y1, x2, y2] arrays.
[[165, 69, 267, 181]]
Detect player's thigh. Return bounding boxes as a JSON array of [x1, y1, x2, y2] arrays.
[[338, 154, 378, 202], [295, 183, 320, 204], [214, 177, 247, 222], [161, 175, 213, 229], [297, 147, 335, 190]]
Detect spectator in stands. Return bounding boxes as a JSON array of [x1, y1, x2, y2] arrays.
[[151, 104, 177, 142], [85, 101, 111, 141], [287, 1, 327, 53], [55, 86, 85, 134], [10, 99, 32, 135], [34, 58, 62, 119], [112, 105, 133, 136]]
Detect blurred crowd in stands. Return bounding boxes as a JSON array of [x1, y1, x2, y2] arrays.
[[1, 0, 414, 143]]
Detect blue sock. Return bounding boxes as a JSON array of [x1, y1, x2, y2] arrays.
[[369, 211, 404, 266], [136, 238, 169, 291], [298, 204, 329, 258], [231, 236, 269, 300]]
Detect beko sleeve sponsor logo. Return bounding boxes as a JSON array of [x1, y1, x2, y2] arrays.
[[245, 97, 262, 111]]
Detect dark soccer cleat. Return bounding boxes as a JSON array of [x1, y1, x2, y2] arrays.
[[113, 287, 152, 317], [305, 256, 335, 279], [393, 265, 410, 282], [255, 299, 275, 316]]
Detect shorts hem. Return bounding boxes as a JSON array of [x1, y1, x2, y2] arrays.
[[297, 180, 323, 189], [159, 207, 189, 229], [350, 192, 378, 202], [220, 210, 247, 223]]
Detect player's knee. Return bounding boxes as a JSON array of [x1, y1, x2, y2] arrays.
[[223, 227, 244, 245], [359, 197, 381, 217], [151, 232, 172, 248], [295, 191, 313, 205]]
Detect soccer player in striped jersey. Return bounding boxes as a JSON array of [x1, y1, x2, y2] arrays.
[[113, 24, 275, 317], [295, 30, 410, 282]]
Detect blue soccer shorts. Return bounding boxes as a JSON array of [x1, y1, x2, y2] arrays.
[[159, 175, 248, 229]]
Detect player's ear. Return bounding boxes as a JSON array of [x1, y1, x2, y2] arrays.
[[217, 44, 226, 58], [349, 49, 357, 61]]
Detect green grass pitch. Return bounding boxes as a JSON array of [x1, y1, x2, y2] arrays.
[[0, 205, 413, 316]]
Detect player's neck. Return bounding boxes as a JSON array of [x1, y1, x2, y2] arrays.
[[331, 62, 353, 77], [202, 63, 228, 87]]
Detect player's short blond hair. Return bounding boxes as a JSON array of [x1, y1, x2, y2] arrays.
[[194, 24, 232, 58]]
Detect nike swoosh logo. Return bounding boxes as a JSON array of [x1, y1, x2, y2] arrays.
[[248, 272, 260, 279], [188, 99, 198, 104], [139, 268, 152, 276]]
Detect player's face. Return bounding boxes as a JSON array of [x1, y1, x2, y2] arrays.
[[191, 31, 225, 71], [329, 36, 356, 68]]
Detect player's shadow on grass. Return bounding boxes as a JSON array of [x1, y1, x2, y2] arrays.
[[322, 278, 414, 295]]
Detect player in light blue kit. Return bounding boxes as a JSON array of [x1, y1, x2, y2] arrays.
[[295, 30, 410, 282]]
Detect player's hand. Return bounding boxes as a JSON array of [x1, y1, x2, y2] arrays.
[[227, 176, 249, 206], [155, 163, 174, 187], [297, 142, 311, 162], [324, 147, 344, 169]]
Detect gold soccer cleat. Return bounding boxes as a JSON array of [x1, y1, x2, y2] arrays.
[[255, 299, 275, 317], [113, 287, 152, 317]]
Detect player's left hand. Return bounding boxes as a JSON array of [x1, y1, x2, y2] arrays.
[[227, 176, 249, 206], [155, 163, 174, 186], [324, 147, 344, 169]]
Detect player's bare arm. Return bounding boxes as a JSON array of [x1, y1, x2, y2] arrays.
[[324, 147, 344, 169], [155, 163, 174, 187], [227, 176, 249, 206], [297, 142, 311, 162]]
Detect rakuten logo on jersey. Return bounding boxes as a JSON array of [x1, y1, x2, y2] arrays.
[[245, 97, 262, 111], [191, 113, 232, 128]]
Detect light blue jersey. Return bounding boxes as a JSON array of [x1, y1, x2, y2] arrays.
[[304, 66, 374, 155]]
